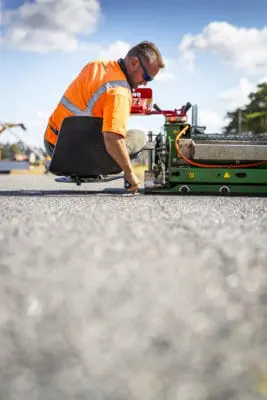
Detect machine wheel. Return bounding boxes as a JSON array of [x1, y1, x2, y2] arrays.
[[179, 185, 190, 194], [219, 185, 230, 194]]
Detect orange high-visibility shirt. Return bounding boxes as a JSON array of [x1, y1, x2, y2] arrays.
[[45, 60, 132, 145]]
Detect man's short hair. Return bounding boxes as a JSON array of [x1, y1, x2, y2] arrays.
[[126, 41, 165, 68]]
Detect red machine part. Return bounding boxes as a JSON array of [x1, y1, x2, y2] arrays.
[[131, 88, 153, 114], [130, 88, 190, 122]]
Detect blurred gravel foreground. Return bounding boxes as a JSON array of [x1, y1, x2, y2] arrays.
[[0, 175, 267, 400]]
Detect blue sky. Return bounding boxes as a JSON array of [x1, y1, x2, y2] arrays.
[[1, 0, 267, 147]]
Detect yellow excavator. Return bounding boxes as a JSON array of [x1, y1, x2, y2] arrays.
[[0, 122, 26, 135]]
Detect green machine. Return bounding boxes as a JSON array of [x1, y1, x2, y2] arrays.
[[49, 87, 267, 194], [141, 101, 267, 195]]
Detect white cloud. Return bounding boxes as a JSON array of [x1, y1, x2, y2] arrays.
[[178, 49, 195, 72], [98, 40, 131, 60], [198, 110, 224, 133], [219, 76, 267, 110], [179, 22, 267, 74], [1, 0, 101, 52], [155, 59, 177, 82], [219, 78, 255, 110]]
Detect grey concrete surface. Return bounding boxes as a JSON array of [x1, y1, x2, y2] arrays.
[[0, 174, 267, 400]]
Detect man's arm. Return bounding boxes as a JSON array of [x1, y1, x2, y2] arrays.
[[102, 88, 139, 192], [103, 131, 139, 190]]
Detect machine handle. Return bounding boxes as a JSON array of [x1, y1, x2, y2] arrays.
[[182, 102, 192, 113], [153, 103, 162, 113]]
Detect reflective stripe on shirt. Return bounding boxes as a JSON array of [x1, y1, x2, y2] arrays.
[[60, 80, 131, 116]]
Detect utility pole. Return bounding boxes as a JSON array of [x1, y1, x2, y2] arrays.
[[237, 109, 242, 135]]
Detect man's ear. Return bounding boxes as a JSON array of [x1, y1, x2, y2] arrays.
[[130, 56, 139, 71]]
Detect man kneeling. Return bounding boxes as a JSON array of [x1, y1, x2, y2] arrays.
[[44, 41, 164, 193]]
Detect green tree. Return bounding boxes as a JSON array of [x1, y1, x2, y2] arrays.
[[10, 143, 21, 157], [0, 144, 11, 159], [223, 82, 267, 135]]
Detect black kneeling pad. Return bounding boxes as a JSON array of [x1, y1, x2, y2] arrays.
[[49, 116, 122, 177]]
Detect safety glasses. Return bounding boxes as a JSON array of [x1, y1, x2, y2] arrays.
[[137, 55, 153, 82]]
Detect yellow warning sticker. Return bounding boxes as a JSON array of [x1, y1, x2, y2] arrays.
[[188, 172, 195, 179], [224, 172, 231, 178]]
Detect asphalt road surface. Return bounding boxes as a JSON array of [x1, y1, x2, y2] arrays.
[[0, 174, 267, 400]]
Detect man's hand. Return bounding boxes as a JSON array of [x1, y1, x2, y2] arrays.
[[125, 171, 139, 194], [103, 131, 140, 193]]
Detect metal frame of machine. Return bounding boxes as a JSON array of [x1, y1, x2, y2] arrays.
[[131, 88, 267, 195]]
